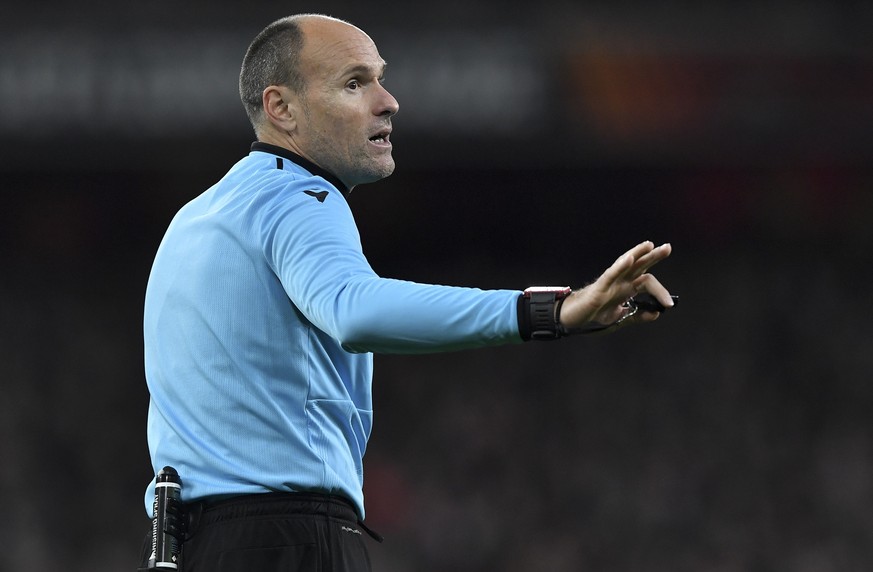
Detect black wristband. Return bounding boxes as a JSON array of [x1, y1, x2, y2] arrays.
[[520, 287, 572, 341]]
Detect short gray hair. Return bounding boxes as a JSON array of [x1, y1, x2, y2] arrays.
[[238, 16, 307, 131]]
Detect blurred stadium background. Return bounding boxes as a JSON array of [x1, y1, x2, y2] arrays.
[[2, 1, 872, 570]]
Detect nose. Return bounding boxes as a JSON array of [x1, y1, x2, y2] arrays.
[[375, 83, 399, 117]]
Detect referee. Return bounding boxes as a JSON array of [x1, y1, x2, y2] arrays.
[[138, 13, 674, 572]]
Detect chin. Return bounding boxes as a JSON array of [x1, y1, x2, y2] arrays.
[[360, 160, 396, 184]]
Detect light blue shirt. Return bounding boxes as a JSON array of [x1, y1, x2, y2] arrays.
[[143, 143, 523, 517]]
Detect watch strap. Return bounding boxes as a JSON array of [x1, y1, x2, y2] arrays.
[[519, 287, 571, 341]]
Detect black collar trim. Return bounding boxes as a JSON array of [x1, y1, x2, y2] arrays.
[[250, 141, 350, 197]]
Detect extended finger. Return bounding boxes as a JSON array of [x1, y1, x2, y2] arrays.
[[612, 241, 655, 281], [630, 243, 672, 277]]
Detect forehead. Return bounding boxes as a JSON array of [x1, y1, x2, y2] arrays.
[[299, 19, 385, 80]]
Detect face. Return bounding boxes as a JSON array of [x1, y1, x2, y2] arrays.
[[291, 18, 399, 189]]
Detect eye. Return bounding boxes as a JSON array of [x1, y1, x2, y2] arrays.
[[346, 79, 360, 90]]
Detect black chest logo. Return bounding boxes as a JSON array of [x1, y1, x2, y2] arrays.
[[303, 190, 329, 203]]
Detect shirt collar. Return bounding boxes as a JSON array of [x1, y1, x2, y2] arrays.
[[250, 141, 350, 197]]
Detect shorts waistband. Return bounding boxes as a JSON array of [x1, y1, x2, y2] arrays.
[[182, 492, 383, 543], [192, 492, 359, 526]]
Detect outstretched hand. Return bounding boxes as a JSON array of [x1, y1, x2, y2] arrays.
[[559, 241, 674, 333]]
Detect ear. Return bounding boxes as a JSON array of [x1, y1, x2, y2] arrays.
[[262, 85, 299, 133]]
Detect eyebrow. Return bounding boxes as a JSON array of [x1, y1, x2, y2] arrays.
[[342, 61, 387, 78]]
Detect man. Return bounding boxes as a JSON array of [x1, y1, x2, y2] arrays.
[[139, 13, 674, 572]]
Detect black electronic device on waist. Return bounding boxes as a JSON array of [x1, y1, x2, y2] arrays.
[[139, 466, 186, 571]]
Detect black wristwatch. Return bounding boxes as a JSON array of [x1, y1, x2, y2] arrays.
[[522, 286, 572, 340]]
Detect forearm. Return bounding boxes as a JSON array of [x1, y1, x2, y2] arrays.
[[312, 276, 524, 354]]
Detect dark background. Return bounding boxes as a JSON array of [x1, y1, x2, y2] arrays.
[[2, 2, 872, 570]]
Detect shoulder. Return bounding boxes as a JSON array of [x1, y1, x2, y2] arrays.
[[214, 153, 341, 217], [246, 152, 344, 204]]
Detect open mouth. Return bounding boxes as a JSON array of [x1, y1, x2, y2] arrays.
[[369, 130, 391, 144]]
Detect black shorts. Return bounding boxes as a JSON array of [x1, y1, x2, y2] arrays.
[[138, 493, 375, 572]]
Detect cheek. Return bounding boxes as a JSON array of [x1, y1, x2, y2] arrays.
[[323, 103, 363, 134], [308, 101, 366, 155], [322, 114, 356, 145]]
